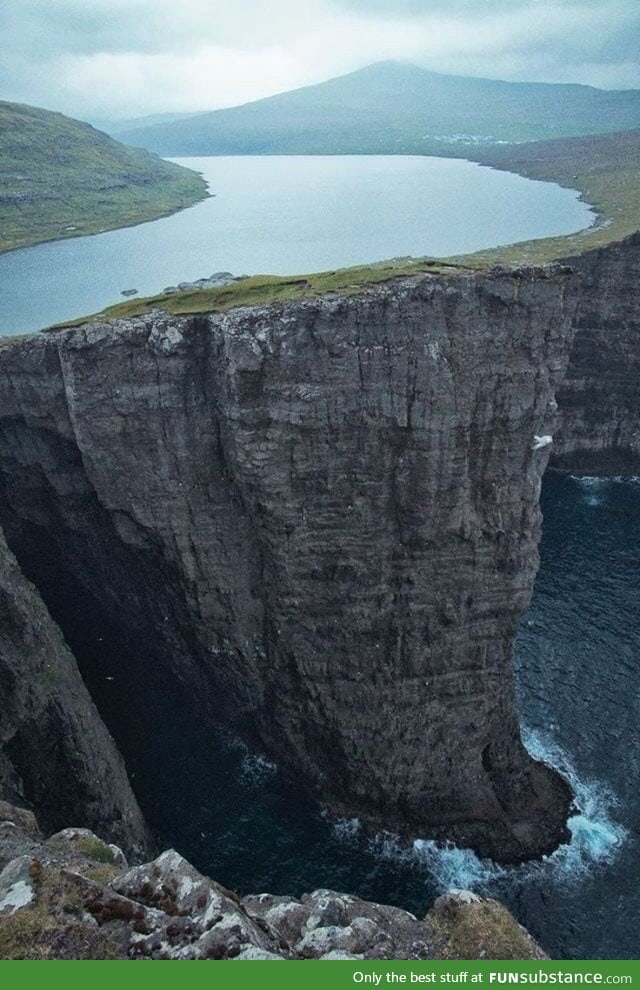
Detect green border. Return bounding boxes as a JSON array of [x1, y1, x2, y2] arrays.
[[0, 958, 638, 986]]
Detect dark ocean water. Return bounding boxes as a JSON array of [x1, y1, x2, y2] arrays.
[[128, 474, 639, 960]]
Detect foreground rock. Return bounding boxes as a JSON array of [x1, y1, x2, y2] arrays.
[[0, 804, 546, 960], [0, 266, 578, 861]]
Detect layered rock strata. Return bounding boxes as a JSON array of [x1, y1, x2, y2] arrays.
[[0, 266, 579, 860], [552, 231, 640, 474]]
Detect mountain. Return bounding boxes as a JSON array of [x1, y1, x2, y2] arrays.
[[117, 61, 640, 157], [0, 101, 207, 253], [91, 111, 202, 135]]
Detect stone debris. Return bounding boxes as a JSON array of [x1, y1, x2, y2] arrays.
[[0, 802, 547, 961], [161, 272, 249, 295]]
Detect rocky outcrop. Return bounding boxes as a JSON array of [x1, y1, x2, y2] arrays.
[[0, 532, 150, 856], [0, 803, 546, 960], [552, 231, 640, 474], [0, 265, 579, 862]]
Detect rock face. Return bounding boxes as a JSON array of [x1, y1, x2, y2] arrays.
[[0, 266, 579, 862], [0, 532, 150, 856], [552, 231, 640, 474], [0, 802, 547, 960]]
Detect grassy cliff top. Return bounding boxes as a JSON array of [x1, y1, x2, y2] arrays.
[[455, 128, 640, 266], [46, 261, 465, 331], [0, 101, 207, 253], [45, 127, 640, 332]]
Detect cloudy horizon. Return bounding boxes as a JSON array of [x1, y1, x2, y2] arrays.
[[1, 0, 639, 122]]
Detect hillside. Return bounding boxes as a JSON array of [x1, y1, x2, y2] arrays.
[[0, 101, 207, 253], [118, 60, 640, 156], [458, 127, 640, 265]]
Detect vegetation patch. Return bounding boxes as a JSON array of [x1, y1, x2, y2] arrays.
[[450, 128, 640, 267], [0, 100, 207, 254], [433, 899, 543, 960], [0, 865, 119, 960], [45, 261, 464, 331]]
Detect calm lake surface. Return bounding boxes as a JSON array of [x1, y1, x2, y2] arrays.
[[0, 154, 594, 335]]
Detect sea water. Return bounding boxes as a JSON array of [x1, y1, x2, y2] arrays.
[[119, 475, 638, 959]]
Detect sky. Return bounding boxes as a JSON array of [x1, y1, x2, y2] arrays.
[[1, 0, 639, 121]]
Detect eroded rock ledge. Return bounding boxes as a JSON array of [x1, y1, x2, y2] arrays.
[[0, 803, 546, 960], [0, 265, 579, 862]]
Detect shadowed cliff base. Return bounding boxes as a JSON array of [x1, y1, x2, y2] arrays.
[[0, 264, 581, 863]]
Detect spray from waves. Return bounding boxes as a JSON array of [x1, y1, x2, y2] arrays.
[[521, 728, 627, 876], [331, 728, 626, 895], [570, 475, 640, 485], [239, 750, 277, 786], [331, 817, 361, 843], [571, 475, 640, 507]]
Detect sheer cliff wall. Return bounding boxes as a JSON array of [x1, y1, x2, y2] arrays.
[[0, 267, 580, 861], [552, 231, 640, 474]]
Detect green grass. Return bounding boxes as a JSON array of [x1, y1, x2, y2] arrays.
[[0, 864, 119, 960], [45, 261, 463, 329], [48, 835, 116, 864], [31, 128, 640, 334], [0, 101, 207, 253], [73, 838, 116, 864], [431, 899, 544, 960], [449, 128, 640, 267]]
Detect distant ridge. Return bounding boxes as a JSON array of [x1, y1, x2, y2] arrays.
[[118, 60, 640, 157]]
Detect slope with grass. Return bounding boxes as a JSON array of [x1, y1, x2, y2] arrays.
[[117, 61, 640, 156], [457, 128, 640, 266], [0, 101, 208, 253]]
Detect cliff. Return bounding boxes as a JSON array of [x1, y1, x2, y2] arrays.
[[551, 231, 640, 474], [0, 802, 546, 960], [0, 265, 579, 862], [0, 531, 150, 856]]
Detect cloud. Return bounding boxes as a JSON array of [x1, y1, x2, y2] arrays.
[[0, 0, 638, 120]]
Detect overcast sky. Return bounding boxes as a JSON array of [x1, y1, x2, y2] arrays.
[[1, 0, 638, 121]]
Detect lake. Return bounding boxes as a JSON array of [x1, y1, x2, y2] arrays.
[[0, 154, 594, 336]]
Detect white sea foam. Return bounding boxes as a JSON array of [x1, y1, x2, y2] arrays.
[[570, 475, 640, 485], [522, 728, 626, 877], [240, 751, 277, 785], [332, 817, 362, 842], [570, 474, 640, 506], [412, 839, 502, 891], [332, 728, 626, 895]]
